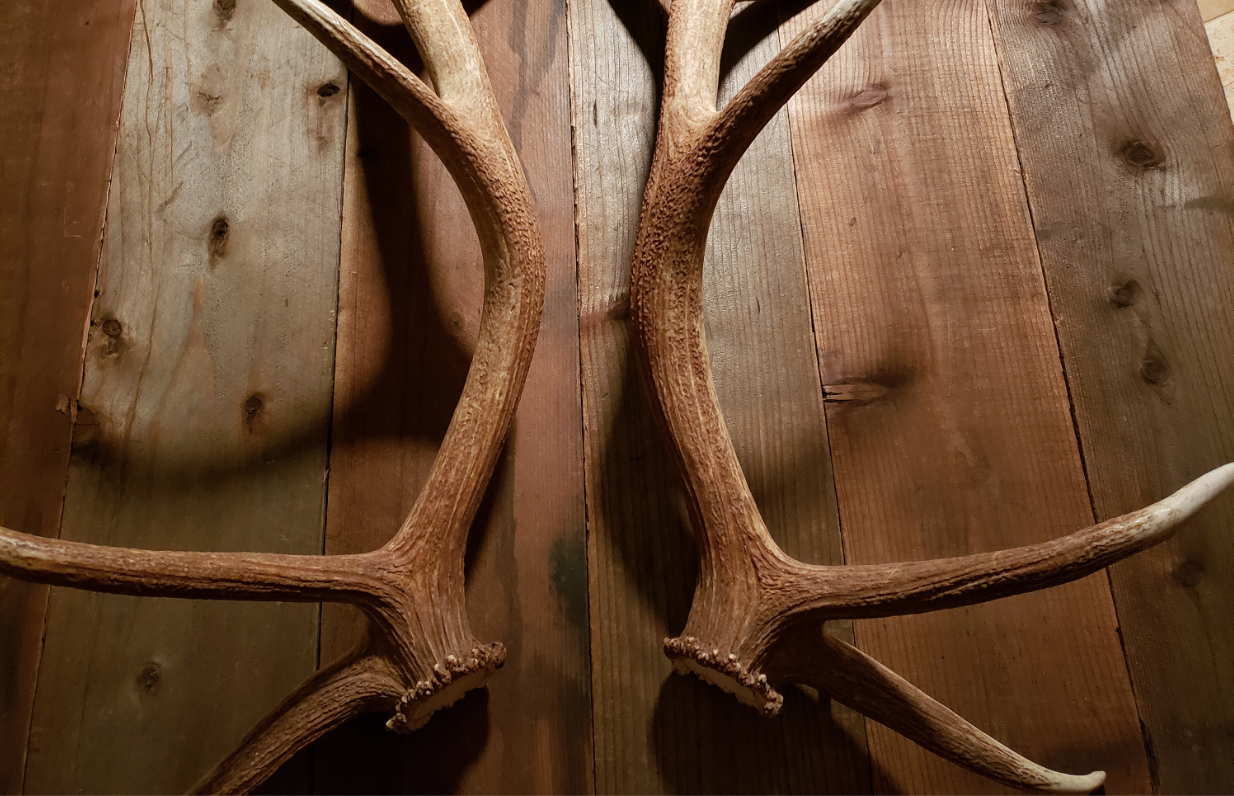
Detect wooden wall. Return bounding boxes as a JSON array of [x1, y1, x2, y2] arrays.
[[1, 0, 1231, 792]]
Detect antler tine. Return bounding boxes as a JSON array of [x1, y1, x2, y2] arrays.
[[192, 648, 404, 795], [1, 0, 543, 789], [771, 630, 1107, 794], [709, 0, 883, 161], [788, 463, 1234, 620], [632, 0, 1232, 790], [0, 527, 393, 606]]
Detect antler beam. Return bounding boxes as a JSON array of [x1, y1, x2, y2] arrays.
[[628, 0, 1234, 791], [0, 0, 543, 790]]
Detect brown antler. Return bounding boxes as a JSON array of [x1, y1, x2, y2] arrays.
[[0, 0, 543, 791], [628, 0, 1234, 791]]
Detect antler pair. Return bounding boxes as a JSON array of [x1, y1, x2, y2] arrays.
[[4, 0, 1232, 792], [628, 0, 1234, 791], [0, 0, 543, 790]]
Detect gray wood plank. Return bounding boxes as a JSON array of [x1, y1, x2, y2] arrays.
[[22, 0, 348, 788]]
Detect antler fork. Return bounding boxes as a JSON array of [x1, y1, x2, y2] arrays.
[[0, 0, 543, 791], [628, 0, 1234, 791]]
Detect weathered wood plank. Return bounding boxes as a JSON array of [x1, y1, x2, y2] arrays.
[[572, 1, 870, 791], [782, 0, 1152, 791], [0, 0, 137, 788], [311, 0, 591, 790], [20, 0, 348, 789], [986, 0, 1234, 789]]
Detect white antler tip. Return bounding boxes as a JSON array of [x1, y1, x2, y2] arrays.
[[1163, 462, 1234, 516], [1042, 769, 1105, 794]]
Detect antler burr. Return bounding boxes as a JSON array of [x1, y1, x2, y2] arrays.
[[627, 0, 1234, 791], [0, 0, 544, 791]]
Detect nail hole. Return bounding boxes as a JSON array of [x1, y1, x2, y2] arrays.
[[244, 394, 263, 415], [214, 0, 236, 22], [317, 83, 340, 98], [101, 319, 123, 337], [209, 216, 230, 260], [136, 662, 162, 693]]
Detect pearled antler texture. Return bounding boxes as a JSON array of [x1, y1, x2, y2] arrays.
[[0, 0, 544, 791], [626, 0, 1234, 791]]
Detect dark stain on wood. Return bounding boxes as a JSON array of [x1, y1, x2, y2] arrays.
[[214, 0, 236, 24], [1183, 194, 1234, 215], [1030, 0, 1065, 26], [1120, 139, 1165, 169], [1109, 278, 1141, 309], [135, 662, 162, 696], [209, 216, 230, 264]]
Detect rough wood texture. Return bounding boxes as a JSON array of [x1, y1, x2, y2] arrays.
[[0, 0, 137, 788], [779, 0, 1147, 790], [572, 0, 870, 791], [986, 0, 1234, 789], [17, 0, 347, 789], [4, 0, 1234, 791], [614, 0, 1229, 788], [0, 0, 558, 785], [311, 0, 591, 790]]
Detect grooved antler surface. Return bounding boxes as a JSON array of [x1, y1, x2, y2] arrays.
[[627, 0, 1234, 791], [0, 0, 544, 790]]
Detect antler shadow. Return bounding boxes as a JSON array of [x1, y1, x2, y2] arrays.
[[0, 0, 544, 790], [626, 0, 1234, 791]]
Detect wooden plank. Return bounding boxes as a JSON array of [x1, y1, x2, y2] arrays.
[[1209, 11, 1234, 120], [571, 1, 870, 791], [781, 0, 1153, 791], [20, 0, 348, 789], [311, 0, 591, 790], [985, 0, 1234, 789], [0, 0, 137, 788]]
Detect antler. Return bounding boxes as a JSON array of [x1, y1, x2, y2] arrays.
[[0, 0, 543, 791], [628, 0, 1234, 791]]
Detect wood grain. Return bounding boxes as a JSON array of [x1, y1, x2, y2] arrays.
[[986, 0, 1234, 789], [572, 1, 870, 791], [781, 0, 1151, 791], [20, 0, 348, 789], [0, 0, 137, 788], [311, 0, 591, 791]]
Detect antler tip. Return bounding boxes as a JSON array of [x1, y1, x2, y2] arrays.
[[1039, 769, 1105, 794], [1154, 462, 1234, 522]]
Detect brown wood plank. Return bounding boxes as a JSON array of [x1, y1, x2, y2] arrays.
[[781, 0, 1153, 791], [0, 0, 137, 788], [985, 0, 1234, 789], [572, 1, 870, 791], [20, 0, 349, 789], [311, 0, 591, 791]]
